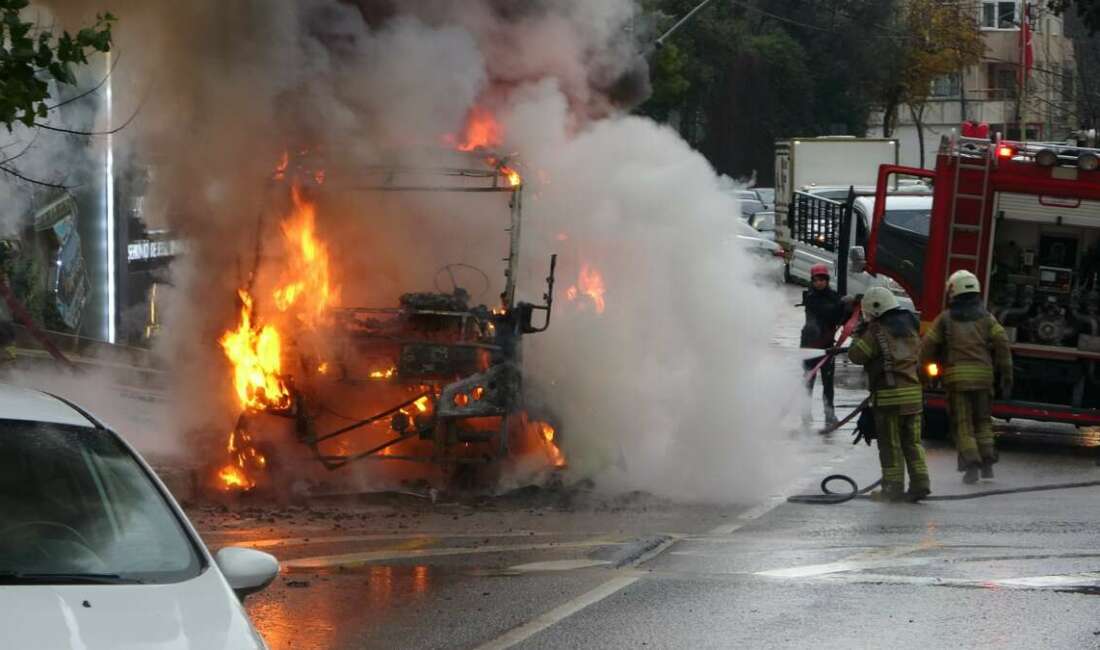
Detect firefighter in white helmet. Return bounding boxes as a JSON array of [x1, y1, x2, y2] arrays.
[[920, 270, 1013, 483], [848, 286, 931, 502]]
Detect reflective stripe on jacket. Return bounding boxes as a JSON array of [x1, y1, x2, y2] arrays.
[[920, 311, 1012, 390], [848, 315, 923, 414]]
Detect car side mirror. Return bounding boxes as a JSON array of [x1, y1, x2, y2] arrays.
[[216, 547, 279, 601], [849, 246, 866, 273]]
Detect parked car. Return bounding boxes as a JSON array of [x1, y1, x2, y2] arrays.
[[752, 187, 775, 209], [726, 189, 769, 222], [0, 385, 277, 649], [748, 210, 776, 240], [735, 219, 785, 283]]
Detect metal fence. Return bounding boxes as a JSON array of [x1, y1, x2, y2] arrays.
[[789, 192, 844, 252]]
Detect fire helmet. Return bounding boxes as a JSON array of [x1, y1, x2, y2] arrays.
[[810, 263, 830, 280], [861, 286, 899, 320], [946, 269, 981, 299]]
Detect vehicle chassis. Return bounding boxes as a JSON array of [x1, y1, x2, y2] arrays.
[[257, 154, 556, 470]]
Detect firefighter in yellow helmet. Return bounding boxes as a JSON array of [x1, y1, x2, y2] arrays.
[[920, 270, 1013, 483], [848, 286, 931, 502]]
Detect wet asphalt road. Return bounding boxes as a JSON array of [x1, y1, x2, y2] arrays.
[[190, 284, 1100, 649]]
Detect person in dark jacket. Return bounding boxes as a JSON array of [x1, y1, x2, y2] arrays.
[[801, 263, 846, 427]]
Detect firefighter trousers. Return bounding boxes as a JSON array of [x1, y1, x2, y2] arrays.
[[947, 388, 995, 466], [873, 406, 930, 496]]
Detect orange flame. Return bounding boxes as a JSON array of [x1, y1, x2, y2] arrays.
[[370, 367, 397, 380], [217, 178, 338, 493], [273, 150, 289, 181], [501, 165, 522, 188], [217, 428, 267, 492], [272, 186, 338, 327], [536, 421, 565, 468], [565, 264, 606, 314], [218, 464, 253, 490], [219, 290, 290, 411], [450, 106, 503, 152]]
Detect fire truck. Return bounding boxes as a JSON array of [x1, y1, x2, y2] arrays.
[[860, 122, 1100, 428]]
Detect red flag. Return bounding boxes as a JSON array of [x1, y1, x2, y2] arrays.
[[1019, 2, 1034, 85]]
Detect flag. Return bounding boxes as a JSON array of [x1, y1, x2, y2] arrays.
[[1018, 2, 1034, 86]]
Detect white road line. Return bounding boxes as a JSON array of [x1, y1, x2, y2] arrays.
[[509, 559, 611, 572], [473, 575, 640, 650], [707, 453, 852, 536], [281, 539, 618, 570], [214, 531, 554, 549], [707, 496, 787, 535], [821, 571, 1100, 591], [755, 556, 934, 578], [997, 571, 1100, 588]]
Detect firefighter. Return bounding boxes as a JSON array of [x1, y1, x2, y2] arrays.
[[800, 263, 845, 428], [920, 270, 1013, 483], [848, 286, 930, 502]]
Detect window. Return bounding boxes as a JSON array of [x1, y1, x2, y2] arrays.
[[1061, 65, 1076, 101], [981, 1, 1018, 29], [884, 209, 932, 237], [987, 63, 1018, 99], [930, 74, 961, 98], [0, 420, 203, 584]]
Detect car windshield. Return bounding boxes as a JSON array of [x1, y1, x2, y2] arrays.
[[0, 420, 203, 584], [884, 208, 931, 236], [754, 188, 774, 205]]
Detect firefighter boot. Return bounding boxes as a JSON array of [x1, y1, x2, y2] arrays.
[[980, 459, 995, 479], [823, 404, 839, 431], [906, 486, 931, 503], [963, 463, 980, 484]]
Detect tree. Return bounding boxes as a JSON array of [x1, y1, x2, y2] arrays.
[[638, 0, 912, 182], [896, 0, 985, 166], [0, 0, 114, 131], [1048, 0, 1100, 34]]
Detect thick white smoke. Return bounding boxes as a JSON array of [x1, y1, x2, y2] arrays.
[[26, 0, 810, 502]]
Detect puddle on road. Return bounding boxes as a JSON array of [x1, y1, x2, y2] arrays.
[[249, 564, 435, 648]]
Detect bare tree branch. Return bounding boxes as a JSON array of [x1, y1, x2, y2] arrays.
[[35, 81, 148, 137], [0, 165, 71, 189], [46, 50, 123, 112], [0, 129, 41, 167]]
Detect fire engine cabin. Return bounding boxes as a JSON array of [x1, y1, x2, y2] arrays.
[[868, 126, 1100, 426]]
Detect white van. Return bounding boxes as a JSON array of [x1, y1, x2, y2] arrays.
[[786, 194, 933, 309]]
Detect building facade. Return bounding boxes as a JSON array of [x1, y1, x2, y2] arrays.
[[872, 1, 1077, 168]]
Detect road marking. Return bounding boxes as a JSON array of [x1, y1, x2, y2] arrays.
[[707, 453, 852, 535], [281, 539, 618, 570], [821, 570, 1100, 591], [707, 496, 787, 535], [756, 556, 935, 578], [473, 575, 640, 650], [214, 531, 555, 550], [509, 559, 611, 572], [997, 571, 1100, 588]]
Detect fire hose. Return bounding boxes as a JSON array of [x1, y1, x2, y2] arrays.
[[0, 273, 77, 370], [788, 399, 1100, 504]]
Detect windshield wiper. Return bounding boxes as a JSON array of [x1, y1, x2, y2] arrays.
[[0, 572, 143, 585]]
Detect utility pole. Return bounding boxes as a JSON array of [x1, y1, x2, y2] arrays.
[[649, 0, 721, 54]]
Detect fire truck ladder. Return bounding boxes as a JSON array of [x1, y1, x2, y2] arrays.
[[944, 135, 994, 304]]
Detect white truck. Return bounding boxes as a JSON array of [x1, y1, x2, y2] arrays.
[[774, 136, 917, 299]]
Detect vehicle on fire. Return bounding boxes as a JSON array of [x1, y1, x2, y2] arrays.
[[0, 384, 277, 649], [864, 125, 1100, 430], [226, 151, 561, 488]]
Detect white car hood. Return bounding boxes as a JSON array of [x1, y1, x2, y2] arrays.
[[0, 567, 264, 650]]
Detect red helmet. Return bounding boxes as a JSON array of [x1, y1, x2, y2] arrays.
[[810, 263, 830, 280]]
